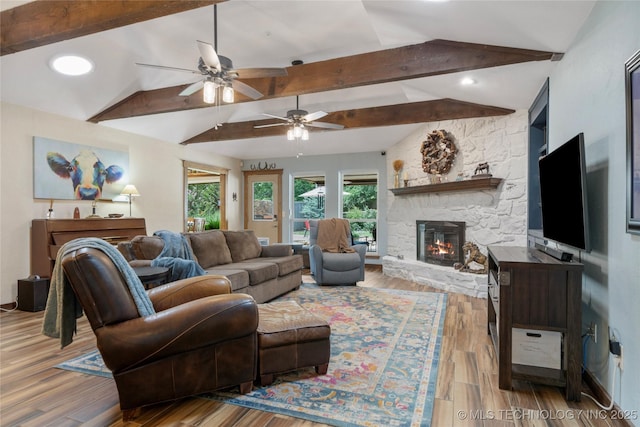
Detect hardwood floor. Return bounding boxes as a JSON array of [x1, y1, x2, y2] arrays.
[[0, 268, 627, 426]]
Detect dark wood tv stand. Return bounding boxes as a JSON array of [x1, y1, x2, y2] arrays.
[[487, 246, 583, 401]]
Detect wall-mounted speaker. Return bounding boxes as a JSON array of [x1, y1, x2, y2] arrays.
[[17, 277, 50, 312]]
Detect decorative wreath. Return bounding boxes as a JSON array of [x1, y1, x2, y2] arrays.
[[420, 129, 457, 174]]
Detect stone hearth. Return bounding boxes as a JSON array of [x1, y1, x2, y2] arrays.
[[383, 256, 487, 298]]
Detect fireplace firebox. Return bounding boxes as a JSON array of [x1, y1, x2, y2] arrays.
[[417, 221, 465, 266]]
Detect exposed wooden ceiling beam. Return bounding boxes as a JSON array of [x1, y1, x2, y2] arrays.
[[181, 98, 515, 145], [89, 40, 555, 123], [1, 0, 224, 56]]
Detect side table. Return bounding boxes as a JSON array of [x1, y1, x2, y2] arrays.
[[133, 266, 170, 289], [291, 244, 310, 268]]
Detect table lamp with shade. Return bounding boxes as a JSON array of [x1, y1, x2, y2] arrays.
[[120, 184, 140, 217]]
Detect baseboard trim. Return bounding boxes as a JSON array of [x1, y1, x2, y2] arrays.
[[582, 367, 634, 427]]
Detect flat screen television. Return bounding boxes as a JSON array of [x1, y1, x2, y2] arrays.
[[538, 132, 590, 252]]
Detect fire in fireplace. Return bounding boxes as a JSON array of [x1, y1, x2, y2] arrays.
[[417, 221, 465, 266]]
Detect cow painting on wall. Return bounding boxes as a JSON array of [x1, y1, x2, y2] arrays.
[[33, 137, 129, 200]]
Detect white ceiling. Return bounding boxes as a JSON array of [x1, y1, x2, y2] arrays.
[[0, 1, 596, 160]]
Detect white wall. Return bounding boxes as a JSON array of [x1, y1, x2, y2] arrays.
[[547, 1, 639, 414], [0, 102, 242, 304]]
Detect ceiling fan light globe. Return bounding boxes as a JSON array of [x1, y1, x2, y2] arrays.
[[287, 129, 295, 141], [302, 129, 310, 140], [203, 80, 216, 104], [293, 125, 303, 138], [222, 85, 234, 103]]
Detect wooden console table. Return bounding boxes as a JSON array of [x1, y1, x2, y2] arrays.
[[31, 218, 146, 278], [487, 246, 583, 401]]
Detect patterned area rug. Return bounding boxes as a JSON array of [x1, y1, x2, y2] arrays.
[[57, 284, 447, 427]]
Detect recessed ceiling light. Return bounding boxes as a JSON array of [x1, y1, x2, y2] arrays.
[[461, 77, 477, 86], [50, 55, 94, 76]]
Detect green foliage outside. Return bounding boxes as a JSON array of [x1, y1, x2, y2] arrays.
[[205, 211, 220, 230], [300, 198, 325, 219], [253, 181, 273, 200], [294, 179, 325, 220], [344, 184, 377, 211], [343, 184, 377, 237], [294, 179, 316, 201], [188, 182, 220, 229]]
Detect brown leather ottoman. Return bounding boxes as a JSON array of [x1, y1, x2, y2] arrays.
[[257, 300, 331, 386]]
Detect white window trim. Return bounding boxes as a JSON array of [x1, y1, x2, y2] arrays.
[[340, 169, 379, 253]]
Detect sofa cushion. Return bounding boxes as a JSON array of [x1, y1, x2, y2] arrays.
[[255, 256, 303, 277], [224, 230, 262, 262], [322, 252, 363, 272], [260, 244, 292, 257], [205, 267, 250, 291], [131, 235, 164, 260], [187, 230, 232, 269], [223, 261, 278, 286]]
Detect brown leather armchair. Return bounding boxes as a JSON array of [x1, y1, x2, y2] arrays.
[[61, 247, 258, 420]]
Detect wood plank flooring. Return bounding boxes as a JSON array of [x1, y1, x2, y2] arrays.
[[0, 268, 627, 426]]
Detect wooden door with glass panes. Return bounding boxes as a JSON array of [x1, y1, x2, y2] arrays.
[[244, 170, 282, 244]]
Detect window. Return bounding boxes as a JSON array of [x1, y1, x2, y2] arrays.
[[187, 168, 221, 231], [252, 181, 274, 220], [291, 175, 326, 244], [183, 161, 227, 231], [342, 172, 378, 253]]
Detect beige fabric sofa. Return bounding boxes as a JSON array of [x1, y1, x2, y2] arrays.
[[120, 230, 303, 303]]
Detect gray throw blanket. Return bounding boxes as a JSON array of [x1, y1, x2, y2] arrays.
[[42, 237, 155, 349], [151, 230, 205, 281]]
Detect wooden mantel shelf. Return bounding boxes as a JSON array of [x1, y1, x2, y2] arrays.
[[390, 177, 503, 195]]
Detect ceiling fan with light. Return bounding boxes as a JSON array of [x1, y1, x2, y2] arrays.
[[255, 96, 345, 140], [135, 5, 287, 104]]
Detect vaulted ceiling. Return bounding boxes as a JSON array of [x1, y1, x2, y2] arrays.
[[0, 1, 596, 159]]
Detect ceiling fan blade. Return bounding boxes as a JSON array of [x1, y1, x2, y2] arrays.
[[234, 67, 288, 79], [232, 80, 263, 99], [179, 80, 204, 96], [254, 122, 288, 129], [197, 40, 221, 71], [136, 63, 201, 74], [307, 121, 345, 130], [262, 113, 290, 121], [303, 111, 328, 122]]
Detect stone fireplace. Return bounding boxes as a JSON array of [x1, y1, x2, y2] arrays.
[[383, 113, 530, 298], [417, 220, 465, 266]]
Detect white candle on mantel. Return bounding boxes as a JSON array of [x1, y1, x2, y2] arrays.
[[403, 172, 408, 180]]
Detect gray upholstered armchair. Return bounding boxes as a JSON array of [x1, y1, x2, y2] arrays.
[[309, 219, 367, 285]]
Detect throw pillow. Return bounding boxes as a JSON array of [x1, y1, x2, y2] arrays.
[[187, 230, 232, 269], [131, 235, 164, 260]]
